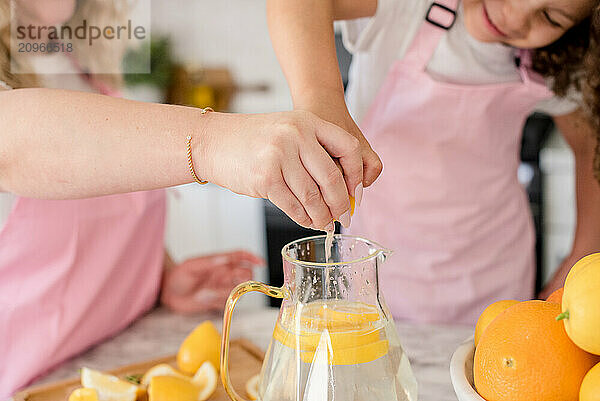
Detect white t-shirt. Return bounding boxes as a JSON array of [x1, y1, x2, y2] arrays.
[[341, 0, 580, 124]]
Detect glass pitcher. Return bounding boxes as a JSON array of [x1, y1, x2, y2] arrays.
[[220, 234, 418, 401]]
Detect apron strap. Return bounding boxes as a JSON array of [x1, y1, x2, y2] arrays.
[[515, 49, 553, 96], [404, 0, 459, 69]]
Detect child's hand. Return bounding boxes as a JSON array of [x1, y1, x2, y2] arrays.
[[199, 110, 363, 230], [295, 96, 383, 189], [161, 251, 264, 314]]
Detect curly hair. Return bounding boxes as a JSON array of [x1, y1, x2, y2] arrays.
[[532, 5, 600, 182], [585, 7, 600, 181]]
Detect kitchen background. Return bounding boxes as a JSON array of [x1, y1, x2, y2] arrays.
[[125, 0, 577, 307]]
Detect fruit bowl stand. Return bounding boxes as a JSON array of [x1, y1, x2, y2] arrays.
[[450, 337, 487, 401]]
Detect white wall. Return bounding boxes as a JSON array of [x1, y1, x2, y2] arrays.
[[149, 1, 294, 307], [540, 129, 576, 285], [150, 0, 293, 113]]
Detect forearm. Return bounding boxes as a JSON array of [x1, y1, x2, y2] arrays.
[[266, 0, 383, 188], [556, 109, 600, 263], [266, 0, 347, 108], [549, 164, 600, 289], [163, 249, 177, 272], [569, 144, 600, 257], [0, 88, 366, 230], [0, 88, 211, 198]]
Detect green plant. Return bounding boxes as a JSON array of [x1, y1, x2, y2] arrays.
[[122, 37, 174, 89]]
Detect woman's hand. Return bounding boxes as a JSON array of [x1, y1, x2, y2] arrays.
[[161, 250, 264, 314], [198, 110, 364, 230]]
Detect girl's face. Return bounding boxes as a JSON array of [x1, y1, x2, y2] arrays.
[[463, 0, 595, 48], [15, 0, 76, 27]]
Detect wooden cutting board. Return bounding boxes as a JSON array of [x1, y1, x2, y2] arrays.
[[14, 339, 263, 401]]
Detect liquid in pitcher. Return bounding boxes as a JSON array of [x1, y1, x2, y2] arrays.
[[257, 300, 417, 401]]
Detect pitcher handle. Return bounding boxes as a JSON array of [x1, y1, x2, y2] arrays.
[[221, 281, 287, 401]]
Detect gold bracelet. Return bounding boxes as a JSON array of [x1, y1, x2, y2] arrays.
[[186, 107, 213, 185]]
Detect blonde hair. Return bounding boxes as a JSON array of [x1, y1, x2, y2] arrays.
[[1, 0, 131, 90], [0, 0, 38, 88]]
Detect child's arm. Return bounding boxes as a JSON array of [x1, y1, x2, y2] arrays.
[[540, 108, 600, 297], [0, 88, 362, 230], [266, 0, 382, 188]]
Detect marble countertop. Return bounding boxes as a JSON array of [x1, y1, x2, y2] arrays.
[[28, 306, 473, 401]]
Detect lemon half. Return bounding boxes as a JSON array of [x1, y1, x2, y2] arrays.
[[141, 363, 187, 388], [192, 361, 217, 401]]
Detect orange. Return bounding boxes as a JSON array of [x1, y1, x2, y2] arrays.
[[545, 287, 563, 304], [474, 300, 597, 401], [580, 362, 600, 401], [557, 253, 600, 355], [473, 300, 519, 347]]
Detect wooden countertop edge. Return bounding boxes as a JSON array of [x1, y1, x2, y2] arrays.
[[13, 338, 264, 401]]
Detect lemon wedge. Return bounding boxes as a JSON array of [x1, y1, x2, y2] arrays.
[[80, 367, 139, 401], [145, 362, 217, 401], [141, 363, 187, 388], [192, 361, 218, 401], [148, 376, 199, 401], [177, 321, 221, 375], [68, 388, 99, 401], [245, 374, 260, 400]]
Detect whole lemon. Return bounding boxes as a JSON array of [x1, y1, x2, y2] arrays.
[[558, 253, 600, 355], [580, 362, 600, 401], [474, 300, 519, 347], [565, 253, 600, 286], [177, 321, 221, 375]]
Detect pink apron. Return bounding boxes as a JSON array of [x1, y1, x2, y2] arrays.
[[0, 77, 166, 397], [350, 0, 551, 325]]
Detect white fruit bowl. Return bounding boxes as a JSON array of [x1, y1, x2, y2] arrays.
[[449, 337, 487, 401]]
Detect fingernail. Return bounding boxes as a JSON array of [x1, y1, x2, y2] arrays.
[[355, 183, 363, 207], [338, 210, 351, 228], [324, 221, 335, 232]]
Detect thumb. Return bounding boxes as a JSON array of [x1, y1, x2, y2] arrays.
[[313, 118, 363, 197]]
